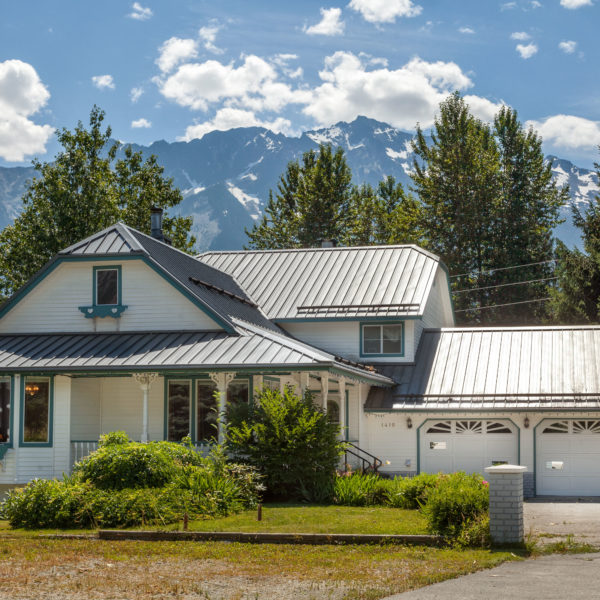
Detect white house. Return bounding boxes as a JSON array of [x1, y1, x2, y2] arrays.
[[0, 215, 598, 497]]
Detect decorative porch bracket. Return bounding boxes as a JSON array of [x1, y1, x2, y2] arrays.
[[208, 372, 236, 444], [133, 372, 158, 443]]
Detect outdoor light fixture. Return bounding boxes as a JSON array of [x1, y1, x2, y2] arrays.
[[25, 384, 39, 396], [524, 416, 530, 429], [406, 417, 413, 429]]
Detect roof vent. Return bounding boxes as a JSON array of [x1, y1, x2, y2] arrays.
[[320, 239, 337, 248], [150, 206, 164, 242]]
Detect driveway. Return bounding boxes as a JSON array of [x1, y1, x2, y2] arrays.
[[385, 553, 600, 599], [524, 497, 600, 545]]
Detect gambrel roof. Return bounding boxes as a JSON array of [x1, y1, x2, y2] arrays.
[[367, 326, 600, 411], [198, 245, 445, 321], [0, 223, 277, 334]]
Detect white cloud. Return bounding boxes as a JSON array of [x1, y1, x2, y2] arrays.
[[131, 118, 152, 128], [459, 26, 475, 34], [516, 43, 538, 59], [526, 114, 600, 149], [156, 37, 198, 73], [511, 31, 531, 40], [560, 0, 593, 8], [128, 2, 153, 20], [91, 74, 115, 90], [464, 95, 505, 122], [348, 0, 422, 23], [130, 86, 144, 103], [501, 2, 517, 9], [179, 107, 292, 141], [559, 40, 577, 54], [199, 25, 224, 54], [304, 52, 478, 129], [0, 59, 53, 161], [531, 1, 542, 7], [304, 8, 345, 36], [155, 54, 307, 112]]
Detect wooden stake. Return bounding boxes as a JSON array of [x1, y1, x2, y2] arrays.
[[257, 503, 262, 521], [183, 512, 189, 531]]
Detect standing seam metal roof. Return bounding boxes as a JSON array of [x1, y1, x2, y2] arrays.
[[0, 318, 393, 384], [198, 245, 442, 320], [366, 326, 600, 410]]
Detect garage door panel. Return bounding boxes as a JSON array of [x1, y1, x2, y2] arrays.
[[420, 420, 517, 476], [537, 419, 600, 495]]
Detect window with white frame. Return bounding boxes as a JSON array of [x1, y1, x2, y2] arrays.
[[361, 323, 403, 356]]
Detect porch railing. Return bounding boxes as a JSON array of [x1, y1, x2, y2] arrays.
[[70, 440, 212, 469]]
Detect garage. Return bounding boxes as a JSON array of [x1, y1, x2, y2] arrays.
[[536, 419, 600, 496], [420, 419, 518, 476]]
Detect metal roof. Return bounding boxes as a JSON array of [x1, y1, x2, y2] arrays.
[[47, 223, 276, 333], [366, 326, 600, 411], [198, 245, 443, 320], [0, 319, 393, 384]]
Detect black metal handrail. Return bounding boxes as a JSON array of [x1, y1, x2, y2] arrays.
[[343, 442, 382, 473]]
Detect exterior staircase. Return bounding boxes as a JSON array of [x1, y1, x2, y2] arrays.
[[343, 442, 382, 473]]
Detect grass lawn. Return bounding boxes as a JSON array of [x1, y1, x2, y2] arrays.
[[148, 503, 430, 535], [0, 532, 520, 599]]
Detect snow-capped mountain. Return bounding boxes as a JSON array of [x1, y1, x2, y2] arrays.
[[0, 117, 597, 250]]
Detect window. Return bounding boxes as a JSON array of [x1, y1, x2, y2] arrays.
[[227, 380, 249, 405], [167, 380, 191, 442], [197, 381, 218, 442], [361, 323, 403, 356], [0, 378, 10, 443], [95, 268, 119, 305], [263, 377, 280, 392], [23, 378, 50, 444], [327, 400, 340, 424]]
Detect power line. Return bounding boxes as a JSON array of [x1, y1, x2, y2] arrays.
[[453, 276, 558, 294], [454, 297, 552, 313], [450, 259, 556, 280]]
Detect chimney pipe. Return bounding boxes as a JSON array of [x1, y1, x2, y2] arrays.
[[150, 206, 164, 241]]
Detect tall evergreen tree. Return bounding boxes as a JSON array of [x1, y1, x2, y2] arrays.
[[549, 153, 600, 322], [411, 94, 566, 324], [0, 106, 194, 300], [246, 145, 353, 248]]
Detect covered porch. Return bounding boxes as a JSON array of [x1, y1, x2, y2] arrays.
[[68, 369, 372, 470]]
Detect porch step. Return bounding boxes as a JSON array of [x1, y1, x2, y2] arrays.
[[343, 442, 382, 474]]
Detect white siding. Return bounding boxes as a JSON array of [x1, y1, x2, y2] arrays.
[[281, 319, 417, 363], [53, 376, 71, 477], [71, 378, 101, 441], [422, 267, 454, 330], [0, 259, 221, 333]]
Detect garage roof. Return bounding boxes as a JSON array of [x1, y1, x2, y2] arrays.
[[367, 326, 600, 411]]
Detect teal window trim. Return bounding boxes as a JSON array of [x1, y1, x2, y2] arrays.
[[416, 417, 520, 475], [79, 265, 127, 319], [0, 375, 14, 449], [359, 321, 405, 358], [164, 374, 252, 443], [19, 375, 54, 448]]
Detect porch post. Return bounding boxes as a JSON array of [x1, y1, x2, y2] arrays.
[[320, 372, 329, 412], [133, 373, 158, 443], [338, 378, 346, 440], [357, 383, 365, 450], [297, 372, 310, 397], [208, 372, 235, 444]]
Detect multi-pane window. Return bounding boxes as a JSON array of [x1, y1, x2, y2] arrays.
[[0, 378, 10, 443], [96, 268, 119, 305], [227, 380, 249, 405], [167, 380, 191, 442], [361, 323, 403, 355], [23, 378, 50, 443]]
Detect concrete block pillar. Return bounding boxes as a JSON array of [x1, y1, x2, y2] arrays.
[[484, 464, 527, 545]]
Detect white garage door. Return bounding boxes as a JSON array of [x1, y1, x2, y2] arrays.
[[420, 419, 518, 476], [537, 420, 600, 496]]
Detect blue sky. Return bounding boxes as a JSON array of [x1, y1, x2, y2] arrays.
[[1, 0, 599, 168]]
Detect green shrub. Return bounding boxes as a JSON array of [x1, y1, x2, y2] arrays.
[[99, 430, 130, 446], [420, 472, 489, 537], [384, 473, 439, 509], [455, 514, 491, 548], [225, 387, 343, 502], [334, 473, 388, 506], [3, 436, 264, 529]]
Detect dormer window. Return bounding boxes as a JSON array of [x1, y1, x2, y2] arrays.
[[79, 265, 127, 319], [361, 322, 404, 357], [96, 268, 119, 305]]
